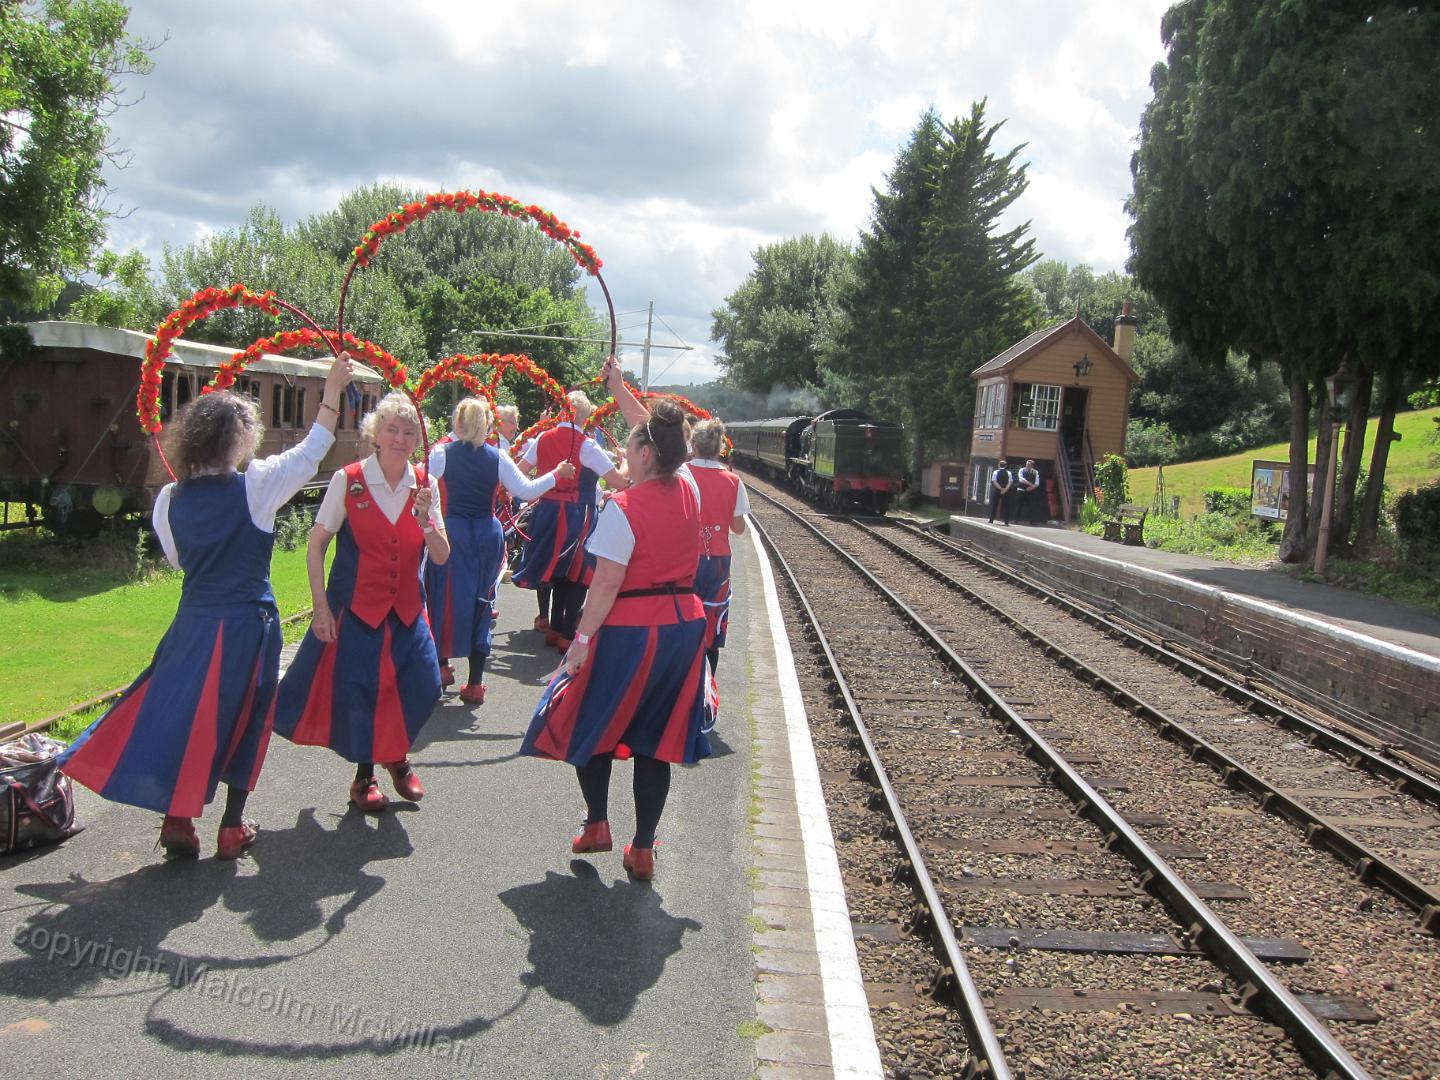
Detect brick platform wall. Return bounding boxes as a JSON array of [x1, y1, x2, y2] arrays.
[[947, 522, 1440, 767]]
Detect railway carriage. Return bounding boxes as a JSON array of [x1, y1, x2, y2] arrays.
[[728, 409, 904, 513], [0, 321, 386, 534]]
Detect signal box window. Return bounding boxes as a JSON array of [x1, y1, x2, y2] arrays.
[[974, 383, 1006, 429], [1013, 383, 1061, 431]]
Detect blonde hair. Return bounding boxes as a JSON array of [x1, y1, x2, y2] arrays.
[[360, 391, 421, 441], [452, 397, 492, 446], [567, 390, 594, 424], [690, 418, 726, 459]]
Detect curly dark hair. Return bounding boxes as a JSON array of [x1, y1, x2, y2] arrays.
[[165, 391, 262, 479], [632, 399, 690, 476]]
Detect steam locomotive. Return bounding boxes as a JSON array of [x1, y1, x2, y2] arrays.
[[727, 409, 905, 513], [0, 321, 387, 535]]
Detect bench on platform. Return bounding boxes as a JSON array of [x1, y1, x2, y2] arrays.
[[1102, 503, 1148, 546]]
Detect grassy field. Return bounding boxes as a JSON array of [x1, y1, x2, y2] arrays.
[[1129, 407, 1439, 516], [1, 539, 317, 728]]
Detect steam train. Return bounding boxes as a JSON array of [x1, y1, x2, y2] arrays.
[[0, 321, 387, 535], [727, 409, 906, 513]]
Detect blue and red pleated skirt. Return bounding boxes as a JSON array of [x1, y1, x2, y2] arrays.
[[59, 602, 280, 817], [512, 498, 591, 589], [425, 513, 504, 659], [692, 553, 734, 649], [521, 616, 711, 766], [272, 607, 440, 764]]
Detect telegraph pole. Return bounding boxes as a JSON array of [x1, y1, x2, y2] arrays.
[[641, 300, 654, 392]]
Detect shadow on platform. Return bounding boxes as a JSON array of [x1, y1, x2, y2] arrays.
[[499, 859, 700, 1026], [0, 807, 411, 1003]]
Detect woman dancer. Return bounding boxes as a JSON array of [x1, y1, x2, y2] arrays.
[[521, 390, 709, 881], [686, 419, 749, 677], [60, 352, 354, 858], [273, 392, 450, 813], [513, 391, 624, 650], [426, 397, 573, 703]]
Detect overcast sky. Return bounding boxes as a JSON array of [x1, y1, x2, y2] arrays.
[[99, 0, 1174, 384]]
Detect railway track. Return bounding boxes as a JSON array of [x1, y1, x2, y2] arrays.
[[745, 479, 1440, 1079]]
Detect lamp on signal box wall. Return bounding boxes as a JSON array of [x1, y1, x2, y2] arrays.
[[1313, 366, 1356, 576], [1072, 353, 1093, 382]]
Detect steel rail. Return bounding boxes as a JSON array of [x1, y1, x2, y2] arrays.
[[900, 520, 1440, 804], [750, 488, 1374, 1080], [867, 519, 1440, 935], [749, 511, 1012, 1080]]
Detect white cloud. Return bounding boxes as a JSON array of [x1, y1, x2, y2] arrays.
[[98, 0, 1175, 384]]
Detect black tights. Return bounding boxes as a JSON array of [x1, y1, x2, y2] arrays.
[[468, 652, 486, 686], [220, 784, 249, 828], [537, 586, 552, 621], [549, 579, 588, 640], [575, 753, 671, 849]]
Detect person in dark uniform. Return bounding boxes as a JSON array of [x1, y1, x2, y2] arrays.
[[1016, 459, 1041, 524], [988, 459, 1013, 525]]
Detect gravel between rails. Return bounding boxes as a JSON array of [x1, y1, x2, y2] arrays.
[[757, 503, 1323, 1080], [752, 487, 1440, 1080], [879, 522, 1440, 892]]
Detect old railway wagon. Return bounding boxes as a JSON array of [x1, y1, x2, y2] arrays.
[[0, 321, 387, 534], [728, 409, 905, 513]]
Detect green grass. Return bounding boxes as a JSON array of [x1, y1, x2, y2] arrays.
[[1, 537, 317, 728], [1129, 406, 1440, 516]]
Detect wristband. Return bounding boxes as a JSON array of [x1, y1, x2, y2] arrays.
[[574, 632, 591, 645], [318, 401, 339, 414]]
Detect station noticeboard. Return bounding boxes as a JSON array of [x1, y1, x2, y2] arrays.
[[1251, 459, 1314, 521]]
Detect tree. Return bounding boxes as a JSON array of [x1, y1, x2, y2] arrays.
[[834, 103, 1038, 482], [0, 0, 152, 307], [710, 234, 854, 392], [1129, 0, 1440, 564]]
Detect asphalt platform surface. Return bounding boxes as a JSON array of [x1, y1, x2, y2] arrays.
[[1, 564, 758, 1078]]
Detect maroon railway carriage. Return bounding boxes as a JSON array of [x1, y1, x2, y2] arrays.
[[0, 321, 387, 534]]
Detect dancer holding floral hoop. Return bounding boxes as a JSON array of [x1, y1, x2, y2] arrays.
[[687, 418, 749, 679], [272, 391, 450, 813], [60, 351, 356, 859], [521, 370, 711, 882], [513, 391, 625, 650], [425, 397, 574, 703]]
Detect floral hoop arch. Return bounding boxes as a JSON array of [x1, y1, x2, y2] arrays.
[[138, 285, 347, 478], [585, 388, 732, 457], [338, 189, 618, 360]]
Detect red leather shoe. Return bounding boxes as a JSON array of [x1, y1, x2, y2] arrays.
[[571, 820, 612, 854], [533, 616, 550, 632], [623, 843, 656, 881], [458, 683, 486, 705], [158, 815, 199, 858], [553, 636, 571, 652], [216, 819, 257, 860], [349, 777, 390, 813], [439, 663, 455, 689], [384, 760, 425, 802]]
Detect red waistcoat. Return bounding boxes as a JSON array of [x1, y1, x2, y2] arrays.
[[690, 464, 740, 557], [344, 460, 427, 628], [535, 425, 581, 502], [607, 476, 704, 626]]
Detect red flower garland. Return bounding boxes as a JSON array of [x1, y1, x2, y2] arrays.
[[138, 284, 284, 433], [350, 190, 602, 277], [585, 388, 732, 456], [204, 328, 411, 397]]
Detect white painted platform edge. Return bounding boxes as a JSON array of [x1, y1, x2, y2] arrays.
[[954, 517, 1440, 675], [750, 528, 885, 1079]]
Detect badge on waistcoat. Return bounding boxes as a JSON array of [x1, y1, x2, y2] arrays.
[[348, 481, 365, 497]]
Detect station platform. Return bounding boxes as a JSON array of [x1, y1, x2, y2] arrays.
[[949, 516, 1440, 765], [0, 532, 881, 1078]]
